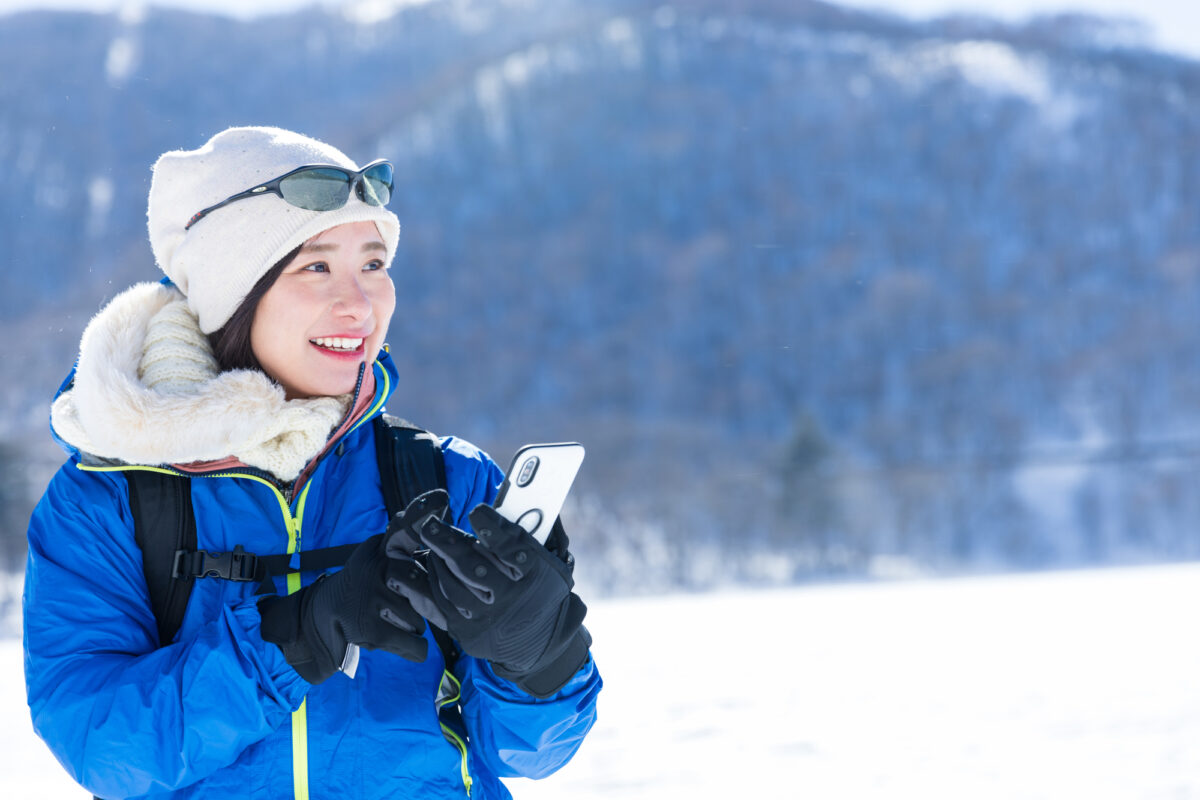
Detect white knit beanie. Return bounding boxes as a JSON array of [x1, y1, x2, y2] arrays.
[[147, 126, 401, 334]]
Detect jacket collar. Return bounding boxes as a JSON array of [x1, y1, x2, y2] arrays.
[[50, 281, 398, 482]]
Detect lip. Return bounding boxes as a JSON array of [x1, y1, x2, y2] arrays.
[[310, 331, 372, 341]]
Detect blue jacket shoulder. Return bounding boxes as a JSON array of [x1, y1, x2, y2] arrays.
[[437, 435, 506, 530]]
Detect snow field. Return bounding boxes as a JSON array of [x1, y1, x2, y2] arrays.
[[515, 564, 1200, 799], [4, 563, 1200, 798]]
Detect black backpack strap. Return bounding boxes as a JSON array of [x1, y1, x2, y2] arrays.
[[172, 544, 362, 595], [372, 414, 457, 666], [373, 414, 447, 519], [126, 470, 195, 647], [128, 416, 451, 654], [371, 414, 467, 754]]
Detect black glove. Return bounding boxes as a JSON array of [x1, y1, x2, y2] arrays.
[[391, 491, 591, 698], [258, 493, 447, 684]]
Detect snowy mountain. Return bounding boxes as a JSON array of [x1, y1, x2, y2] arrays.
[[3, 0, 1200, 586]]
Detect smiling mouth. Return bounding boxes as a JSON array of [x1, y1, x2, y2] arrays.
[[310, 336, 365, 353]]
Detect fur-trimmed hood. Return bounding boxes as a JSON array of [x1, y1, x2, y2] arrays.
[[50, 281, 353, 482]]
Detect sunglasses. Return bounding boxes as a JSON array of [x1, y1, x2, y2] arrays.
[[185, 159, 394, 231]]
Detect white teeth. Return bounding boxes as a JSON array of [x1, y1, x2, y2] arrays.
[[311, 337, 364, 351]]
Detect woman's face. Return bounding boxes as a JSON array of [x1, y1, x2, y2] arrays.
[[250, 221, 396, 399]]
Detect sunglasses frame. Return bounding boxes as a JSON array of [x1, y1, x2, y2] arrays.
[[184, 158, 394, 231]]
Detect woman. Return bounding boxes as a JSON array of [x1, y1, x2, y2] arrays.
[[23, 126, 601, 800]]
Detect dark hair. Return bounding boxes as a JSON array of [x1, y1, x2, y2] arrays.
[[207, 244, 303, 372]]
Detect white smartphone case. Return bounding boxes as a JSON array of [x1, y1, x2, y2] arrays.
[[493, 442, 585, 543]]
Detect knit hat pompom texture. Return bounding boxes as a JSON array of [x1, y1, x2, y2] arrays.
[[148, 126, 401, 334]]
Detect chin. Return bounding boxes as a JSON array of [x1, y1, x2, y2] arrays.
[[283, 373, 361, 400], [280, 353, 373, 400], [318, 379, 359, 398]]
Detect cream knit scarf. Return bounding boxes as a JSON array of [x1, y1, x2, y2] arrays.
[[50, 282, 350, 482]]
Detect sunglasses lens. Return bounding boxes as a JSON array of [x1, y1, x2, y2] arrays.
[[278, 168, 352, 211], [360, 162, 393, 207]]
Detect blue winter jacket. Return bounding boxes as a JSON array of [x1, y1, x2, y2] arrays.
[[24, 351, 601, 799]]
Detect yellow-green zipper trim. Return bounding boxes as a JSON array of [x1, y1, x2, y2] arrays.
[[79, 463, 316, 800], [436, 670, 473, 797], [78, 464, 184, 477], [441, 723, 473, 797], [345, 359, 391, 438], [287, 481, 314, 800]]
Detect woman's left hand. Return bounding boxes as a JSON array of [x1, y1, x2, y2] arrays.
[[390, 491, 591, 698]]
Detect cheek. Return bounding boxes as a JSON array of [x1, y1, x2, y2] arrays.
[[248, 292, 291, 364], [247, 312, 270, 367], [372, 280, 397, 335]]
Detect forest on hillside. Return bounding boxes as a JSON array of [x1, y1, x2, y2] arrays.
[[2, 0, 1200, 596]]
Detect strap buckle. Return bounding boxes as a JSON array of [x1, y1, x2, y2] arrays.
[[172, 544, 259, 582]]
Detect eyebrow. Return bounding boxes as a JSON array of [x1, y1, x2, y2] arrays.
[[300, 240, 388, 254]]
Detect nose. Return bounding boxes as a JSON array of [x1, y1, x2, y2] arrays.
[[332, 272, 372, 321]]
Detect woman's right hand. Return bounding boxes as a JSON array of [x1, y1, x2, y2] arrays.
[[257, 493, 447, 684]]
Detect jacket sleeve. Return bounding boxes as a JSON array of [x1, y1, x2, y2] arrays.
[[438, 437, 603, 780], [22, 460, 310, 798]]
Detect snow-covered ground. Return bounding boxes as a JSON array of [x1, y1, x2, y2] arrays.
[[5, 563, 1199, 798]]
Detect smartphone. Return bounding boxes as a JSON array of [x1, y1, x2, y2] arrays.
[[493, 442, 585, 543]]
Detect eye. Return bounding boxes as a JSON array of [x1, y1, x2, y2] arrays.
[[363, 259, 386, 271], [301, 262, 329, 273]]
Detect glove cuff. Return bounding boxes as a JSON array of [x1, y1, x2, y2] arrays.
[[258, 591, 339, 685], [493, 625, 592, 699]]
